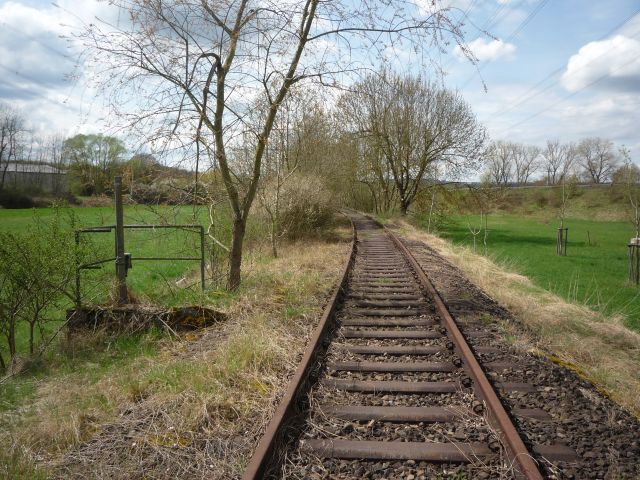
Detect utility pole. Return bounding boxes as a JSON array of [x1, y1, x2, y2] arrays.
[[114, 176, 129, 304]]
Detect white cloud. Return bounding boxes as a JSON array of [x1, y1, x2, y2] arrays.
[[561, 35, 640, 92], [454, 37, 516, 61], [0, 1, 120, 136], [462, 81, 640, 157]]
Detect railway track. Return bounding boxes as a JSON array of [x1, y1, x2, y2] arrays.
[[243, 214, 578, 479]]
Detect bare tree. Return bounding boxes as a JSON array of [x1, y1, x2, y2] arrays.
[[556, 174, 577, 256], [0, 104, 26, 190], [350, 134, 398, 214], [617, 147, 640, 238], [577, 137, 619, 184], [44, 135, 67, 195], [81, 1, 476, 289], [340, 71, 485, 215], [513, 144, 540, 185], [257, 92, 306, 257], [465, 182, 503, 254], [543, 139, 576, 185], [485, 141, 513, 186]]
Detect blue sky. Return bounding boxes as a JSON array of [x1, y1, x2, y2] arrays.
[[0, 0, 639, 163], [444, 0, 640, 155]]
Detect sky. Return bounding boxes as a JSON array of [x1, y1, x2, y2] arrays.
[[0, 0, 639, 163]]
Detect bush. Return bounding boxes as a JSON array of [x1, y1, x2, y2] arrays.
[[0, 208, 80, 370], [131, 183, 169, 205], [496, 191, 524, 211], [130, 181, 200, 205], [80, 194, 113, 208], [280, 175, 335, 239], [608, 185, 626, 203], [534, 190, 548, 208], [258, 173, 336, 242], [0, 189, 36, 209], [58, 192, 80, 205]]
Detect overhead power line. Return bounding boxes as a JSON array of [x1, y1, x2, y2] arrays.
[[441, 0, 515, 75], [505, 0, 551, 42], [492, 54, 640, 137], [459, 0, 551, 89], [489, 6, 640, 118], [485, 0, 526, 33], [0, 22, 73, 60]]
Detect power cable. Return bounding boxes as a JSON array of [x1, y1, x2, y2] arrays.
[[482, 1, 513, 32], [504, 0, 551, 42], [489, 7, 640, 117], [492, 54, 640, 137], [0, 22, 73, 60], [459, 0, 551, 89]]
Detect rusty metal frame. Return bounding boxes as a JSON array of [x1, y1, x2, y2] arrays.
[[242, 217, 357, 480], [75, 223, 206, 307]]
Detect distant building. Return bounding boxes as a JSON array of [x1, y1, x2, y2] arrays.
[[1, 161, 67, 194]]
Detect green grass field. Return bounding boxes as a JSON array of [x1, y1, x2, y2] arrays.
[[415, 212, 640, 332], [0, 204, 266, 360], [2, 205, 207, 303]]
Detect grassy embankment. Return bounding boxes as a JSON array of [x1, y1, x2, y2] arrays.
[[0, 206, 352, 478], [425, 214, 640, 331]]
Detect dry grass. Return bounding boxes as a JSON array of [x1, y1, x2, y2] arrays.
[[0, 224, 352, 479], [396, 220, 640, 416]]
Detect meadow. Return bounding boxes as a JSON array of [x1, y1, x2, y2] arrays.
[[416, 212, 640, 332], [0, 203, 267, 361]]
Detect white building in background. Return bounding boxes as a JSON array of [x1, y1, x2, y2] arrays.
[[1, 161, 67, 194]]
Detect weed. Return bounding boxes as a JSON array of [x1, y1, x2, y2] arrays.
[[0, 231, 350, 478]]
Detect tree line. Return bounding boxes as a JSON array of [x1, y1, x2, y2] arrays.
[[0, 103, 195, 202], [484, 137, 628, 187]]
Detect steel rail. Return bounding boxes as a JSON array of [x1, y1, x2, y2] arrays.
[[242, 217, 357, 480], [384, 225, 544, 480]]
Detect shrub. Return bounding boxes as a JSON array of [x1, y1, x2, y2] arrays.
[[534, 190, 548, 208], [258, 173, 336, 243], [59, 192, 80, 205], [131, 183, 168, 205], [0, 208, 80, 370], [80, 194, 113, 208], [496, 191, 524, 211], [279, 174, 336, 240]]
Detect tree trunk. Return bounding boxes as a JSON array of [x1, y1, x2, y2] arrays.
[[227, 216, 247, 291], [399, 199, 409, 216], [29, 321, 35, 355], [0, 350, 5, 371], [270, 216, 278, 258], [427, 189, 436, 233], [482, 213, 488, 255], [0, 164, 8, 190], [8, 319, 16, 362]]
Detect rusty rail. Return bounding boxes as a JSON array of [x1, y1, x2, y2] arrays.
[[384, 225, 544, 480], [242, 217, 357, 479], [243, 214, 545, 479]]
